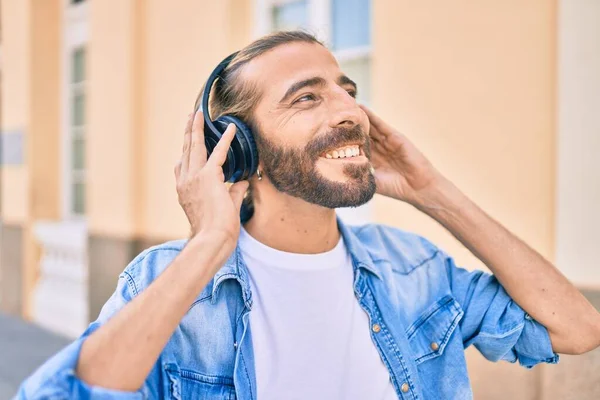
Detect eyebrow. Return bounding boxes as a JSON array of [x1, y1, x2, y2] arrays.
[[338, 75, 357, 92], [279, 75, 358, 103]]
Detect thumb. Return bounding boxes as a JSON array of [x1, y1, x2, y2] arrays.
[[373, 169, 384, 190], [229, 181, 250, 210], [373, 168, 391, 197]]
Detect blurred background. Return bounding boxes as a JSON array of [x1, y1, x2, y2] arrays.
[[0, 0, 599, 398]]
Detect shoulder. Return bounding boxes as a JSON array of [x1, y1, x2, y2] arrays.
[[121, 239, 189, 296], [349, 223, 445, 274]]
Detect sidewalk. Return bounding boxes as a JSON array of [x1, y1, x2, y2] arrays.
[[0, 313, 70, 399]]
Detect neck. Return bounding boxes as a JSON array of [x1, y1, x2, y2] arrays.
[[243, 185, 340, 254]]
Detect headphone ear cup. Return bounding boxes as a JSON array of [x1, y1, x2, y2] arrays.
[[214, 115, 258, 182], [236, 120, 259, 178]]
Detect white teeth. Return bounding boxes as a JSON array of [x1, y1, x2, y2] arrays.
[[323, 145, 361, 159]]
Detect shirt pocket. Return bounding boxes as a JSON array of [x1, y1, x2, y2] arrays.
[[165, 364, 237, 400], [405, 295, 464, 365]]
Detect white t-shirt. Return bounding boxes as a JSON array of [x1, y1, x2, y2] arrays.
[[239, 227, 398, 400]]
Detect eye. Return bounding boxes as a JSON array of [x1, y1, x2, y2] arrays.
[[347, 89, 357, 99], [293, 93, 317, 104]]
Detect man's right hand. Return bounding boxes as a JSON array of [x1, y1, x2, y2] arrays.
[[75, 112, 249, 392], [175, 111, 249, 248]]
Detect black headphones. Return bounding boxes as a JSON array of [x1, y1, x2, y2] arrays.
[[198, 52, 259, 183]]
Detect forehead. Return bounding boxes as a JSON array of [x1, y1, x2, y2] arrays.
[[239, 42, 341, 99]]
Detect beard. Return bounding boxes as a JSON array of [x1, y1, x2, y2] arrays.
[[254, 125, 376, 208]]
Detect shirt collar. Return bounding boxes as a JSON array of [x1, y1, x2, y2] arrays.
[[210, 216, 382, 307], [335, 216, 383, 281], [210, 245, 253, 309]]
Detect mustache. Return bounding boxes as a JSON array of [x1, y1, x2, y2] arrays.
[[305, 125, 371, 160]]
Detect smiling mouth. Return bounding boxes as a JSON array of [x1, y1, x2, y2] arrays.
[[320, 144, 365, 160]]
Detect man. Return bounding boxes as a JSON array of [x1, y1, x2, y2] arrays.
[[18, 31, 600, 400]]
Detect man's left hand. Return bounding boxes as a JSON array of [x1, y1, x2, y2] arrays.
[[361, 105, 443, 206]]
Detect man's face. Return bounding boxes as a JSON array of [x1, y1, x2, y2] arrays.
[[243, 42, 376, 208]]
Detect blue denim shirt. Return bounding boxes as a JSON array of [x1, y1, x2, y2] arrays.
[[17, 218, 558, 400]]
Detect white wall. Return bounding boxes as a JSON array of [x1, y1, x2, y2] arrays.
[[556, 0, 600, 287]]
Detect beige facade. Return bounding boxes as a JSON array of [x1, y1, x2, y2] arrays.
[[372, 1, 557, 271], [1, 0, 599, 398]]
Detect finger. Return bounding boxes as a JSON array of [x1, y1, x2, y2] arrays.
[[189, 110, 208, 170], [369, 146, 386, 167], [181, 113, 194, 175], [207, 123, 236, 168], [370, 135, 389, 151], [370, 133, 398, 157], [229, 180, 250, 211], [174, 160, 182, 179], [368, 126, 387, 143], [359, 104, 393, 139], [373, 170, 386, 193]]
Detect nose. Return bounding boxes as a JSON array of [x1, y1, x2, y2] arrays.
[[327, 89, 362, 129]]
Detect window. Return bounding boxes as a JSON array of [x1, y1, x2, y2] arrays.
[[330, 0, 371, 105], [272, 0, 308, 30], [63, 0, 89, 218], [70, 47, 86, 215], [256, 0, 372, 105], [330, 0, 370, 50]]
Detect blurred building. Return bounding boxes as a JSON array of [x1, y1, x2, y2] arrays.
[[1, 0, 599, 399]]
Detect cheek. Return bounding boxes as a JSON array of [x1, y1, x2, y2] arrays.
[[359, 109, 370, 135], [275, 111, 324, 148]]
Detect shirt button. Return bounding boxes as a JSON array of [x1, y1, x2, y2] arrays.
[[372, 323, 381, 333], [401, 383, 410, 393], [430, 342, 439, 351], [525, 313, 532, 320]]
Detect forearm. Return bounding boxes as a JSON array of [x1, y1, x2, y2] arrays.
[[76, 233, 232, 391], [414, 178, 600, 354]]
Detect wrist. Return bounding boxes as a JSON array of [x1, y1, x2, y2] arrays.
[[188, 230, 237, 259], [412, 177, 466, 220]]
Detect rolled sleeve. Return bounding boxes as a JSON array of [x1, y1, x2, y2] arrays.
[[514, 315, 560, 368], [16, 275, 147, 399], [443, 251, 560, 369]]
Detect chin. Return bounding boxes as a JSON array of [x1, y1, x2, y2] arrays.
[[335, 185, 376, 208], [310, 172, 377, 209], [266, 158, 376, 209], [316, 157, 370, 182]]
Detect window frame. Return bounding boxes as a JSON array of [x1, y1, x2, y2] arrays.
[[255, 1, 370, 57], [254, 0, 372, 103], [62, 0, 89, 219]]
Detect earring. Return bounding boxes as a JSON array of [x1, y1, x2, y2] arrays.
[[256, 168, 263, 181]]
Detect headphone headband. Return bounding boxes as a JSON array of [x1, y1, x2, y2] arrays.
[[201, 52, 239, 138]]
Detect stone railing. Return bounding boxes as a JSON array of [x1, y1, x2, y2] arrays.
[[32, 220, 88, 338]]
